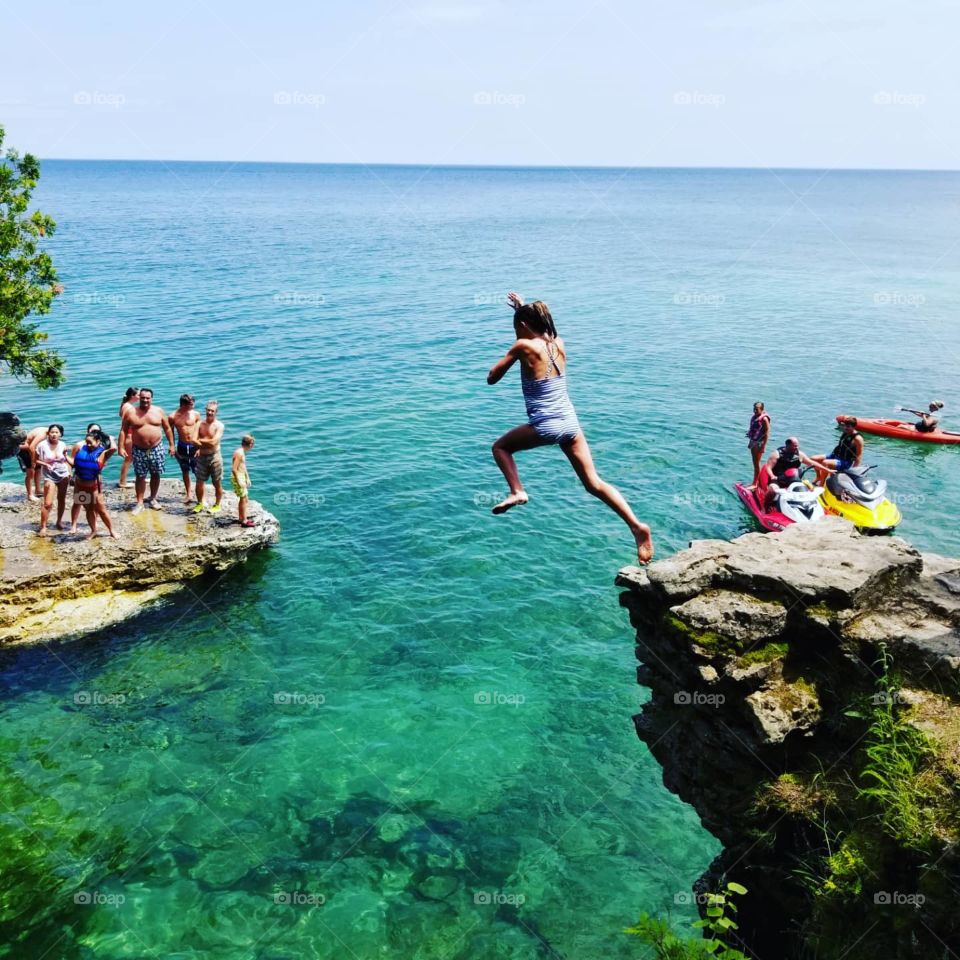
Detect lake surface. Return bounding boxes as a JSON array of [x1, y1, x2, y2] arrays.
[[2, 161, 959, 958]]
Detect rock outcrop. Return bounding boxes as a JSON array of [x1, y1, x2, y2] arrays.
[[0, 479, 279, 644], [617, 518, 960, 959], [0, 412, 27, 465]]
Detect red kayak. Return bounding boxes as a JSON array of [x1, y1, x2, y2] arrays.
[[837, 415, 960, 445]]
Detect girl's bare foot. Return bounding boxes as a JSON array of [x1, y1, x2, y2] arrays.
[[109, 530, 119, 539], [27, 495, 38, 502], [84, 531, 96, 541], [633, 524, 654, 564], [38, 528, 49, 537], [69, 525, 79, 534], [55, 521, 65, 530], [492, 492, 529, 515]]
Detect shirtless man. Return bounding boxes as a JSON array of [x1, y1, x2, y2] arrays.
[[194, 400, 225, 513], [17, 426, 47, 500], [120, 388, 175, 514], [170, 393, 202, 504]]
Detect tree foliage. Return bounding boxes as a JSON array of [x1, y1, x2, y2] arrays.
[[0, 125, 64, 388]]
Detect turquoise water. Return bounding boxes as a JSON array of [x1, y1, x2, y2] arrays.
[[2, 162, 960, 958]]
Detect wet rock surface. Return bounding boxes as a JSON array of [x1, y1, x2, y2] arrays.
[[0, 479, 279, 643]]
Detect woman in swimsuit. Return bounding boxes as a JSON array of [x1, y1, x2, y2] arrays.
[[70, 427, 118, 539], [487, 293, 654, 564], [118, 386, 139, 488], [901, 400, 944, 434], [35, 424, 72, 535], [746, 401, 770, 488]]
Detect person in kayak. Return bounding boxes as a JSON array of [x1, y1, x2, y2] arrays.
[[762, 437, 831, 509], [488, 292, 654, 564], [900, 400, 944, 433], [811, 417, 863, 481], [746, 401, 771, 488]]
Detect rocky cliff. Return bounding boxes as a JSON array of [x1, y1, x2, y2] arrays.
[[617, 518, 960, 958], [0, 412, 27, 465], [0, 479, 279, 644]]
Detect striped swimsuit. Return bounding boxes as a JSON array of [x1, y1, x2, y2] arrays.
[[521, 341, 581, 444]]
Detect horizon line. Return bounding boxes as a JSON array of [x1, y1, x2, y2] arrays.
[[39, 157, 960, 175]]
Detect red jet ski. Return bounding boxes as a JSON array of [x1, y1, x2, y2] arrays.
[[734, 468, 826, 532], [837, 415, 960, 445]]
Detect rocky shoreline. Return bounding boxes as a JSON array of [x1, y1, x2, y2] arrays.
[[617, 518, 960, 958], [0, 479, 279, 644]]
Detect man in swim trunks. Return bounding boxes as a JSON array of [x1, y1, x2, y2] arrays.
[[170, 393, 202, 504], [194, 400, 225, 514], [120, 387, 175, 515], [17, 426, 47, 501]]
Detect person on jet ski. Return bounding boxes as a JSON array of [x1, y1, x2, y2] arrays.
[[900, 400, 944, 433], [811, 417, 863, 481], [762, 437, 831, 509]]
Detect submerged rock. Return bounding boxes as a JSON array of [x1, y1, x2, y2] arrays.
[[618, 518, 960, 959], [0, 479, 278, 644], [0, 412, 26, 465]]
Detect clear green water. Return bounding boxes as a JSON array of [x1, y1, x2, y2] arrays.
[[2, 162, 960, 958]]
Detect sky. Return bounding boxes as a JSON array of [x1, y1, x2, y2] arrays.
[[2, 0, 959, 169]]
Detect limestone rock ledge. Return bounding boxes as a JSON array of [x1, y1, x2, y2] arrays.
[[0, 479, 279, 644], [617, 518, 960, 959]]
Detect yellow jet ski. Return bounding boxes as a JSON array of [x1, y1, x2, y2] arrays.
[[819, 464, 902, 532]]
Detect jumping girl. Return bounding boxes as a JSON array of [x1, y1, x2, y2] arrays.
[[487, 293, 654, 564]]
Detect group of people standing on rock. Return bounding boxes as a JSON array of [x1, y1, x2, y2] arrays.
[[744, 399, 944, 509], [16, 387, 257, 538]]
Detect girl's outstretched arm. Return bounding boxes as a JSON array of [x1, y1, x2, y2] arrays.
[[487, 342, 522, 385]]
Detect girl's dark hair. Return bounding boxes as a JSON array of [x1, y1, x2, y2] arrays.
[[124, 386, 139, 400], [514, 301, 558, 338], [754, 401, 765, 411], [87, 422, 102, 433], [48, 423, 65, 435]]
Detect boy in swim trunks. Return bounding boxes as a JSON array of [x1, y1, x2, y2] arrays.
[[170, 393, 202, 504], [231, 434, 255, 527]]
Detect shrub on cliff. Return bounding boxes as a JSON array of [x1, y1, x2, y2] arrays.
[[0, 125, 64, 389]]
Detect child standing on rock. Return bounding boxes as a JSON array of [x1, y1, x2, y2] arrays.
[[231, 434, 255, 527]]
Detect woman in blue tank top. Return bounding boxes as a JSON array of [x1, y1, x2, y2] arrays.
[[69, 427, 118, 539], [487, 293, 654, 564]]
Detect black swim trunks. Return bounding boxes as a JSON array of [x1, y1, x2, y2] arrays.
[[175, 441, 199, 474], [17, 448, 34, 472]]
